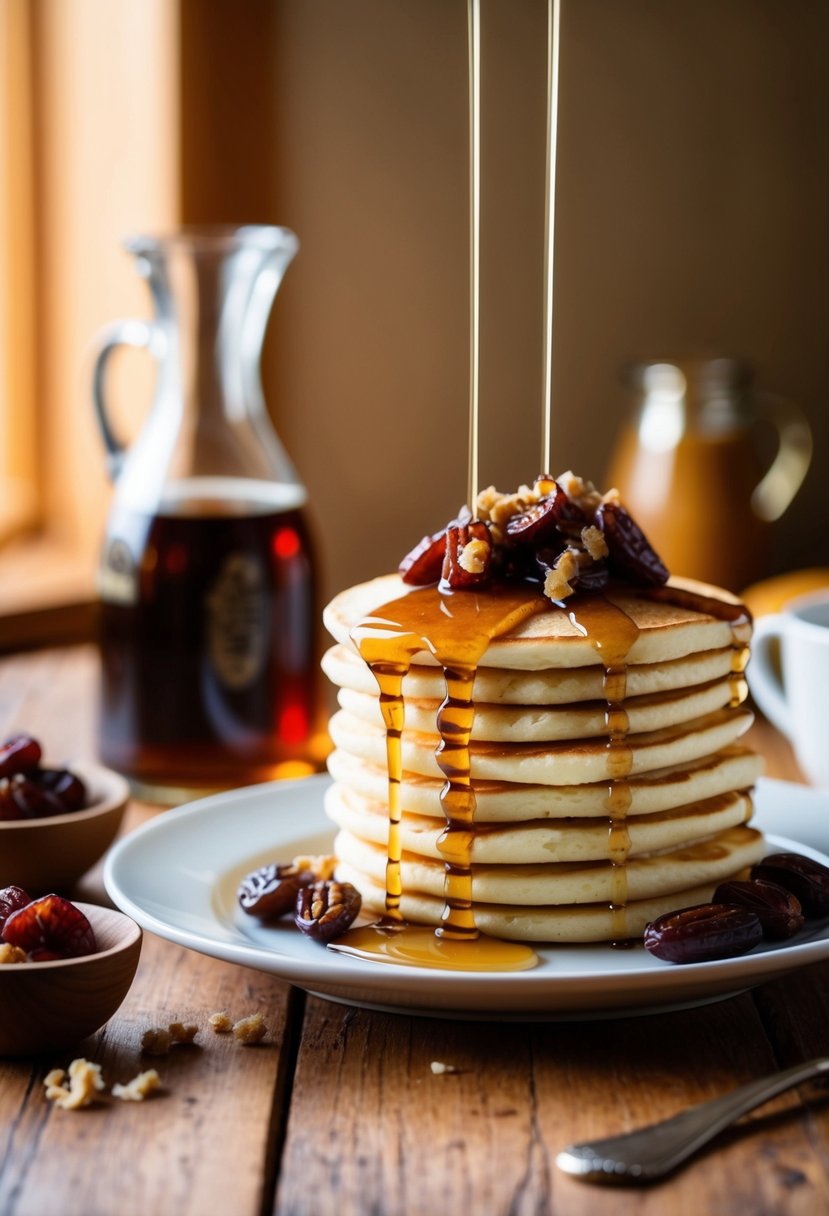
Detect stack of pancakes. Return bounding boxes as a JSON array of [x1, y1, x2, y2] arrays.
[[322, 573, 763, 942]]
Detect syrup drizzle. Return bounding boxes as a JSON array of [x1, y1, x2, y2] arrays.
[[566, 595, 641, 941], [329, 579, 753, 971], [330, 584, 547, 971]]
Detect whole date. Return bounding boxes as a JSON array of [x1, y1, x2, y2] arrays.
[[645, 852, 829, 966], [0, 734, 87, 820]]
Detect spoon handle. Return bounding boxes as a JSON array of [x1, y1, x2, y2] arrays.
[[556, 1056, 829, 1184]]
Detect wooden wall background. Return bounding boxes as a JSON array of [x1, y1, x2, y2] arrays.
[[9, 0, 827, 618], [253, 0, 829, 603]]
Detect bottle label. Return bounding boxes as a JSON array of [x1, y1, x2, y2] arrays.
[[98, 539, 138, 605], [206, 553, 268, 690]]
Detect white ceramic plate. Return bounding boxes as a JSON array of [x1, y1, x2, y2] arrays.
[[104, 776, 829, 1020]]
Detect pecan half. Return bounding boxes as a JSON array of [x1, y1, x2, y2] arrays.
[[294, 880, 362, 941]]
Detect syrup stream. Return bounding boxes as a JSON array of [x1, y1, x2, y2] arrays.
[[541, 0, 562, 472], [467, 0, 481, 512], [333, 586, 546, 971]]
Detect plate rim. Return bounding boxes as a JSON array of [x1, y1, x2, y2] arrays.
[[103, 774, 829, 1013]]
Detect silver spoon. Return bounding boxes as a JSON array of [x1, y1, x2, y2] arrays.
[[556, 1056, 829, 1184]]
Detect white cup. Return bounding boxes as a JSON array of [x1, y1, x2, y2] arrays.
[[749, 591, 829, 786]]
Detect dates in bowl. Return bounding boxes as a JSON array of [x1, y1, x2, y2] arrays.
[[0, 733, 130, 894], [644, 852, 829, 965], [0, 887, 142, 1056]]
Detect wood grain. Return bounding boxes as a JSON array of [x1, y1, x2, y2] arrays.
[[2, 646, 829, 1216], [273, 993, 829, 1216], [0, 646, 299, 1216], [0, 934, 298, 1216]]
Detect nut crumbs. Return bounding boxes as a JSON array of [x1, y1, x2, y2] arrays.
[[581, 524, 609, 561], [459, 538, 489, 574], [0, 943, 28, 965], [543, 549, 579, 602], [232, 1012, 268, 1045], [112, 1070, 161, 1102], [44, 1058, 105, 1110], [208, 1011, 233, 1033], [168, 1021, 199, 1045], [141, 1027, 173, 1056], [291, 853, 337, 881]]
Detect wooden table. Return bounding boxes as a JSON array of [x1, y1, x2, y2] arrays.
[[2, 645, 828, 1216]]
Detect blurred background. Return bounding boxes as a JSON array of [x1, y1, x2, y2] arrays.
[[1, 0, 828, 644]]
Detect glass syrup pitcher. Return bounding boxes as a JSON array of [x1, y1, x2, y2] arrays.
[[93, 226, 323, 802], [606, 357, 813, 591]]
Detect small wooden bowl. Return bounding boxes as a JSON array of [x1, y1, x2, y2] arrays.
[[0, 761, 129, 895], [0, 903, 142, 1056]]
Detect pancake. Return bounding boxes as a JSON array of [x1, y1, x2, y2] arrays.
[[322, 641, 736, 705], [326, 744, 763, 820], [336, 675, 738, 742], [322, 564, 761, 946], [323, 573, 749, 670], [329, 705, 753, 786], [335, 865, 759, 943], [334, 823, 764, 916], [325, 782, 754, 863]]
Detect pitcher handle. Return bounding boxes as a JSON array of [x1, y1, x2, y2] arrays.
[[750, 392, 813, 523], [92, 319, 164, 481]]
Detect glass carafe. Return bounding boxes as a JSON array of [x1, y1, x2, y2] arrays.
[[93, 226, 324, 802], [606, 358, 812, 591]]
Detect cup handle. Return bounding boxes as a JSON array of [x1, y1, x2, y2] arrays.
[[750, 393, 812, 523], [748, 614, 792, 736], [91, 319, 164, 480]]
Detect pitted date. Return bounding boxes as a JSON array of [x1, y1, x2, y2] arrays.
[[596, 501, 669, 587], [751, 853, 829, 918], [712, 879, 804, 940], [644, 903, 763, 964], [238, 862, 316, 921], [399, 528, 447, 586], [37, 768, 88, 813], [0, 734, 42, 779], [0, 886, 32, 930], [440, 521, 493, 590], [505, 483, 587, 546], [294, 880, 361, 942], [6, 775, 66, 820], [2, 893, 97, 959]]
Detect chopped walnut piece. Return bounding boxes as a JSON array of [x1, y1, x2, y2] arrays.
[[459, 538, 489, 574], [556, 470, 603, 513], [208, 1011, 233, 1034], [291, 854, 337, 881], [112, 1070, 161, 1102], [141, 1028, 173, 1056], [44, 1058, 105, 1110], [232, 1012, 268, 1045], [0, 943, 28, 965], [581, 524, 609, 561], [543, 549, 579, 602], [168, 1022, 198, 1045]]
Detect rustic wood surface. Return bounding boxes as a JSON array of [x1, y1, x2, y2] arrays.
[[1, 646, 828, 1216]]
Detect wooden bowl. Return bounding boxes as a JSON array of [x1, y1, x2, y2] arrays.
[[0, 903, 142, 1056], [0, 761, 129, 895]]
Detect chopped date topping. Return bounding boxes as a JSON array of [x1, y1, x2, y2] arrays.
[[397, 473, 669, 602], [440, 522, 492, 591]]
